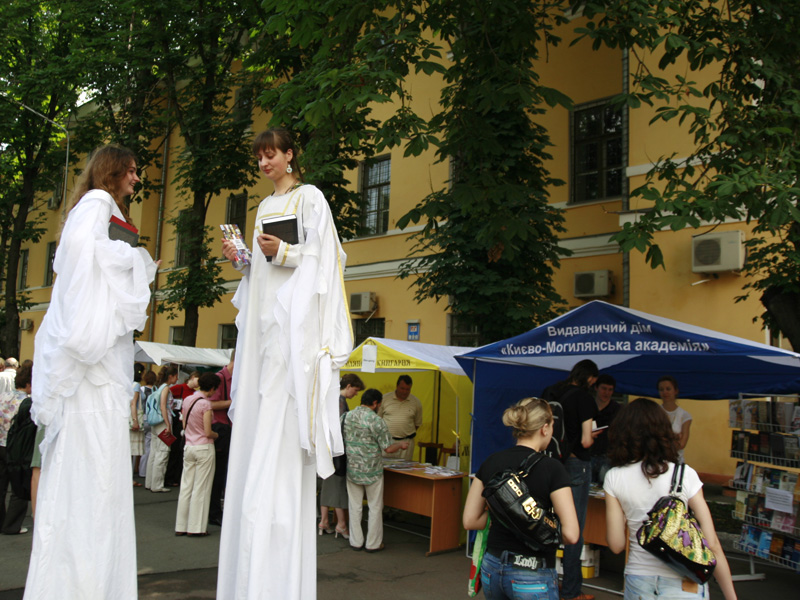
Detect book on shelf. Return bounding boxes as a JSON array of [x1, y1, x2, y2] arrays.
[[746, 431, 758, 456], [759, 401, 771, 430], [730, 399, 743, 429], [768, 468, 782, 488], [791, 406, 800, 434], [785, 436, 800, 465], [735, 491, 748, 519], [757, 431, 770, 458], [782, 536, 795, 563], [771, 433, 787, 459], [770, 532, 786, 557], [793, 538, 800, 567], [779, 471, 799, 493], [771, 511, 796, 534], [109, 215, 139, 247], [734, 461, 749, 486], [757, 529, 773, 558], [752, 465, 765, 493], [260, 214, 302, 263], [742, 525, 762, 553], [776, 401, 796, 433], [743, 400, 757, 429]]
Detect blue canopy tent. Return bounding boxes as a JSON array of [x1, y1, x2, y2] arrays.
[[456, 300, 800, 470]]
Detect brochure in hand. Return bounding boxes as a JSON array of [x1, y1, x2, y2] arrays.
[[220, 224, 252, 268]]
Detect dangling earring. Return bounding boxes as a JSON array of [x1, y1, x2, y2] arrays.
[[286, 165, 293, 174]]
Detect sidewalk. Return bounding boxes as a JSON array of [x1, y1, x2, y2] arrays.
[[1, 481, 797, 598]]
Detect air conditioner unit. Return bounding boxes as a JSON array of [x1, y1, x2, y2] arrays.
[[349, 292, 376, 314], [19, 318, 33, 331], [573, 270, 613, 298], [692, 230, 745, 273]]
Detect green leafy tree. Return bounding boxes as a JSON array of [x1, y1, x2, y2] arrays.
[[148, 0, 265, 346], [0, 0, 83, 357], [575, 1, 800, 349], [398, 0, 572, 344], [257, 0, 442, 238], [71, 1, 168, 201]]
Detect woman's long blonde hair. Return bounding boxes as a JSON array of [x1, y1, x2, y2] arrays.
[[65, 144, 137, 224], [502, 397, 553, 439]]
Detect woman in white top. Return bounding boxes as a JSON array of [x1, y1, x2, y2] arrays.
[[658, 375, 691, 461], [603, 399, 736, 600], [26, 145, 158, 599]]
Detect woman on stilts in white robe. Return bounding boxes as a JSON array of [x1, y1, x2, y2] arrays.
[[25, 145, 157, 599], [218, 129, 352, 600]]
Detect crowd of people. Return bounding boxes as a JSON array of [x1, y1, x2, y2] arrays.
[[1, 128, 737, 600]]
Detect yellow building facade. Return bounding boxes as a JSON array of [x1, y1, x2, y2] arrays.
[[16, 15, 770, 480]]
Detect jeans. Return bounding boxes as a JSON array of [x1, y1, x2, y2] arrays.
[[562, 457, 590, 599], [624, 575, 708, 600], [480, 551, 559, 600], [590, 455, 610, 486]]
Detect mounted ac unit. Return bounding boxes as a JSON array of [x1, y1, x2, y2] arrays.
[[349, 292, 376, 314], [19, 318, 33, 331], [573, 270, 613, 298], [692, 230, 745, 273]]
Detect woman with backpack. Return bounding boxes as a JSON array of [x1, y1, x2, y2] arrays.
[[603, 399, 736, 600], [463, 397, 579, 600], [136, 370, 157, 479], [25, 144, 158, 599], [146, 365, 178, 493]]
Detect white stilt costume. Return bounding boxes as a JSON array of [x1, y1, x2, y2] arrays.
[[217, 184, 352, 599], [26, 190, 156, 599]]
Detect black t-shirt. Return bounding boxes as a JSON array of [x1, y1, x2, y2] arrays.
[[561, 386, 597, 461], [591, 399, 621, 457], [476, 445, 571, 559]]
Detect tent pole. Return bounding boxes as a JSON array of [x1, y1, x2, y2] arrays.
[[434, 370, 442, 444]]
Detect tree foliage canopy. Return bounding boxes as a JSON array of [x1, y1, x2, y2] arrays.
[[575, 0, 800, 348]]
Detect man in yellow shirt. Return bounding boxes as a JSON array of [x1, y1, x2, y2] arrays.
[[378, 375, 422, 461]]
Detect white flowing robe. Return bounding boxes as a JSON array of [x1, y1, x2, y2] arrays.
[[25, 190, 156, 600], [217, 184, 353, 600]]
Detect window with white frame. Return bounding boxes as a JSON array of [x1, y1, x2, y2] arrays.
[[44, 242, 56, 286], [169, 326, 184, 346]]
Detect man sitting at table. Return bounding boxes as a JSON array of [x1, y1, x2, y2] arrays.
[[343, 388, 409, 553], [379, 375, 422, 461]]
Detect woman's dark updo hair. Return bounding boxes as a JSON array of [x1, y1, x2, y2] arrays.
[[607, 398, 678, 479]]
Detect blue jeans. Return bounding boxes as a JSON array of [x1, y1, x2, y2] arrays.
[[624, 574, 708, 600], [590, 455, 610, 486], [562, 458, 590, 599], [481, 551, 560, 600]]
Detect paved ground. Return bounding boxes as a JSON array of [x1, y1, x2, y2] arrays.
[[0, 479, 796, 598]]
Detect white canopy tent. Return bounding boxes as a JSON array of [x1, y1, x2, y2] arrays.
[[134, 341, 232, 368]]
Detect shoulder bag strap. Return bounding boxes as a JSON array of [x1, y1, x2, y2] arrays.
[[518, 450, 546, 476], [184, 397, 200, 427], [670, 462, 686, 496]]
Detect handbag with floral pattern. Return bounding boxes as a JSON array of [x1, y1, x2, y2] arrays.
[[636, 463, 717, 584]]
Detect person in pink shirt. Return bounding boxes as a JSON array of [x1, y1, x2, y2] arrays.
[[175, 373, 220, 537], [207, 352, 234, 526]]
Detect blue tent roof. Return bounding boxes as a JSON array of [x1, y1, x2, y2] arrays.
[[456, 301, 800, 469]]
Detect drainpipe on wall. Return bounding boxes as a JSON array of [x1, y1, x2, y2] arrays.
[[622, 47, 631, 308], [149, 110, 170, 342]]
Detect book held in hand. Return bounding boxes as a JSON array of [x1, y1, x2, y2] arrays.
[[109, 215, 139, 247], [261, 214, 303, 262], [220, 224, 252, 268]]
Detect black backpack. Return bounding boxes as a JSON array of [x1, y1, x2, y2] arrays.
[[540, 382, 574, 461], [6, 396, 36, 501]]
